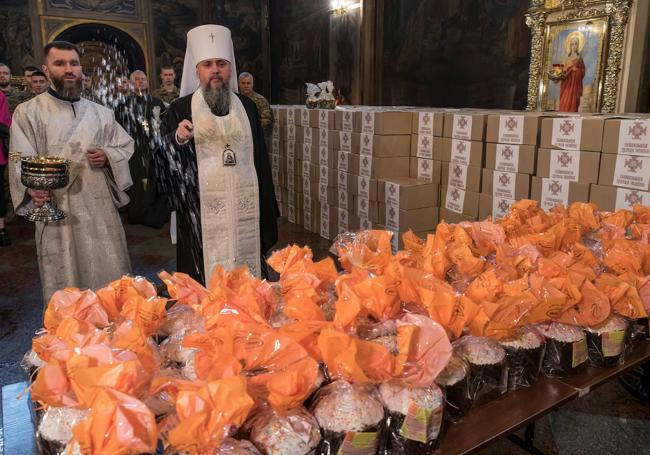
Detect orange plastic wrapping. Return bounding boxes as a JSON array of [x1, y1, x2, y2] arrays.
[[158, 271, 209, 309], [331, 230, 394, 273], [72, 388, 157, 455], [96, 276, 158, 322], [44, 288, 110, 332]]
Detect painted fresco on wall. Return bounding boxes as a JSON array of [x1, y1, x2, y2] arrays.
[[213, 1, 267, 97], [382, 0, 531, 109], [270, 0, 330, 104], [152, 0, 200, 88], [47, 0, 137, 16], [0, 3, 36, 74]]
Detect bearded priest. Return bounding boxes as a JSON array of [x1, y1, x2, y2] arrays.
[[155, 25, 278, 283], [9, 41, 134, 304]]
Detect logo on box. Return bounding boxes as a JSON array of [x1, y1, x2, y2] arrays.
[[559, 119, 575, 136], [629, 121, 647, 140], [501, 146, 514, 160], [548, 180, 563, 196], [505, 117, 518, 132], [457, 116, 468, 130], [498, 173, 510, 187], [625, 157, 643, 173], [557, 151, 573, 168]]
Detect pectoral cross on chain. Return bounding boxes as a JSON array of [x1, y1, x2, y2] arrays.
[[141, 119, 150, 134], [209, 33, 215, 43]]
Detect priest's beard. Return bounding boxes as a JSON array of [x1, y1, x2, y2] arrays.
[[51, 73, 82, 100], [202, 80, 230, 116]]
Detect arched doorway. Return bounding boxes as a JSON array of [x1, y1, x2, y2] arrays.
[[53, 23, 146, 75]]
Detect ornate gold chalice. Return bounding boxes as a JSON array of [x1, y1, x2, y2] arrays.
[[20, 156, 69, 222]]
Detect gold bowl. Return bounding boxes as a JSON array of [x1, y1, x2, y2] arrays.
[[20, 156, 69, 222]]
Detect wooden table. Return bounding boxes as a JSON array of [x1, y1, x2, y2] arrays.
[[436, 340, 650, 455]]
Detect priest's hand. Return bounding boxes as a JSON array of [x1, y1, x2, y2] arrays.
[[87, 148, 108, 168], [28, 189, 51, 208], [176, 120, 194, 145]]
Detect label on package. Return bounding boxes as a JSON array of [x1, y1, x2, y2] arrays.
[[318, 109, 329, 129], [360, 216, 372, 230], [304, 125, 313, 143], [338, 171, 348, 192], [551, 117, 582, 150], [417, 158, 434, 183], [338, 151, 349, 172], [362, 111, 376, 134], [319, 128, 329, 148], [615, 187, 650, 211], [318, 182, 328, 203], [390, 230, 399, 254], [287, 123, 296, 141], [287, 108, 295, 125], [540, 178, 569, 211], [358, 175, 370, 199], [300, 108, 309, 126], [271, 169, 279, 188], [287, 155, 295, 174], [303, 210, 311, 231], [286, 140, 295, 159], [302, 160, 310, 179], [302, 176, 311, 196], [319, 165, 329, 186], [452, 114, 472, 140], [337, 431, 379, 455], [272, 122, 280, 139], [492, 196, 515, 220], [385, 181, 400, 207], [360, 133, 374, 157], [498, 114, 525, 144], [445, 186, 465, 214], [319, 145, 329, 166], [340, 131, 352, 152], [617, 119, 650, 156], [417, 134, 434, 159], [418, 111, 435, 136], [271, 153, 279, 170], [342, 111, 353, 132], [399, 402, 438, 443], [572, 338, 588, 368], [448, 163, 468, 190], [359, 154, 372, 178], [613, 154, 650, 190], [385, 202, 399, 231], [302, 143, 312, 163], [303, 194, 312, 214], [320, 202, 330, 239], [358, 196, 370, 218], [338, 188, 349, 211], [450, 139, 471, 166], [495, 144, 520, 173], [602, 330, 625, 357], [338, 208, 349, 234], [287, 171, 295, 193], [287, 203, 296, 223], [492, 171, 517, 200], [272, 137, 280, 153], [549, 149, 580, 181]]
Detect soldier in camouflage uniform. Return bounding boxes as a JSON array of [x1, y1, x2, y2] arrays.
[[238, 72, 273, 138], [152, 66, 180, 106], [0, 63, 32, 114]]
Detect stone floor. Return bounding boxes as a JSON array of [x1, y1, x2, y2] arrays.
[[0, 216, 648, 454]]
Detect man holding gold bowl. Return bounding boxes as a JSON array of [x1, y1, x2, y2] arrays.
[[8, 41, 134, 304]]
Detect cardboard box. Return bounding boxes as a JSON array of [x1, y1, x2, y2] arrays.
[[411, 110, 445, 137], [334, 151, 360, 175], [335, 107, 362, 132], [485, 143, 536, 174], [318, 203, 338, 240], [589, 183, 650, 212], [486, 113, 540, 145], [294, 126, 313, 145], [355, 110, 413, 135], [358, 155, 410, 179], [379, 203, 439, 232], [536, 148, 600, 184], [439, 207, 478, 223], [335, 189, 355, 212], [317, 128, 341, 150], [359, 133, 411, 157], [531, 176, 590, 212], [409, 135, 443, 160], [481, 169, 530, 200], [441, 162, 482, 193], [443, 112, 487, 141], [378, 178, 440, 210], [409, 158, 442, 184], [602, 118, 650, 156], [317, 165, 339, 187], [350, 175, 379, 201], [540, 116, 605, 152], [295, 107, 311, 127], [479, 193, 517, 221], [337, 208, 361, 234], [441, 186, 480, 217], [339, 131, 361, 153], [440, 138, 484, 167], [316, 146, 338, 168], [335, 170, 355, 193], [598, 153, 650, 191], [310, 109, 336, 129]]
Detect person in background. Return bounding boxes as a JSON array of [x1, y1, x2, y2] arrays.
[[0, 63, 30, 113], [28, 70, 48, 96], [23, 65, 38, 92], [0, 91, 11, 246], [238, 72, 273, 137], [152, 66, 180, 106]]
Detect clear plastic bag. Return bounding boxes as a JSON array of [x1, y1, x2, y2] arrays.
[[453, 336, 508, 406], [21, 349, 45, 383], [435, 354, 471, 423], [311, 380, 385, 455], [377, 381, 445, 455], [536, 322, 588, 377], [499, 327, 546, 391], [36, 407, 89, 455], [245, 406, 321, 455], [585, 315, 630, 368], [218, 438, 262, 454]]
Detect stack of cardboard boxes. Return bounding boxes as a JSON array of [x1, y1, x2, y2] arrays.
[[479, 113, 539, 219], [591, 116, 650, 211]]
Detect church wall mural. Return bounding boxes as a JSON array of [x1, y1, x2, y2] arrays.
[[0, 0, 37, 74], [381, 0, 531, 109]]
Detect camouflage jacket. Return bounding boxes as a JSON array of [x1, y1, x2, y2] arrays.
[[2, 87, 33, 114], [245, 91, 273, 134], [152, 86, 180, 106]]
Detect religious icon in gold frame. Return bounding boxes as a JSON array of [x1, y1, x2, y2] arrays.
[[539, 17, 609, 112]]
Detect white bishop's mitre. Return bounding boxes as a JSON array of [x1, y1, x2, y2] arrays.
[[180, 24, 238, 97]]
